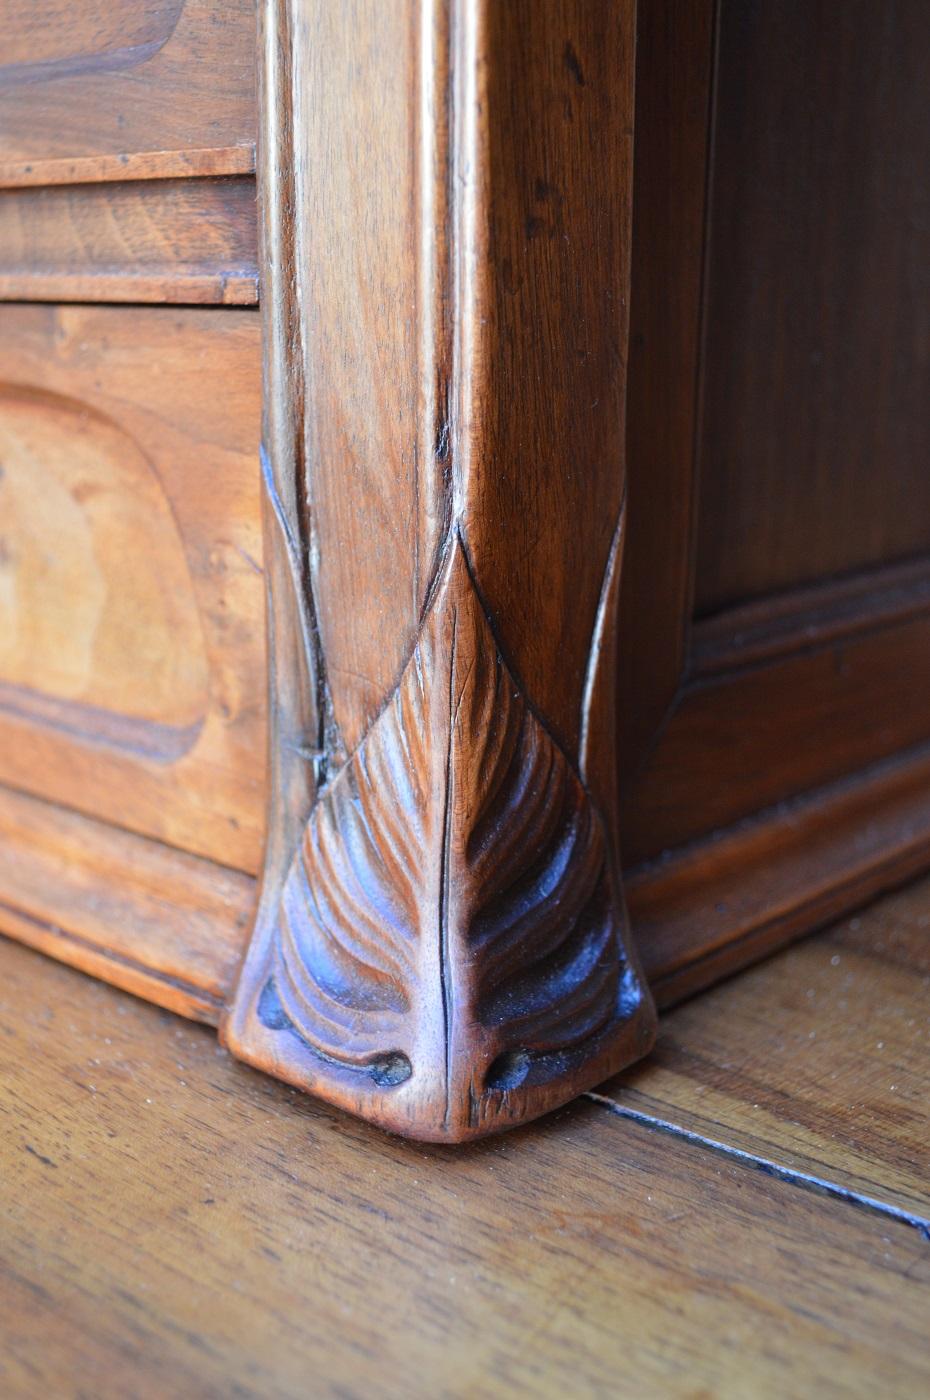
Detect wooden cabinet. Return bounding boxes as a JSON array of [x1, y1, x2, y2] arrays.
[[620, 0, 930, 1001], [0, 0, 262, 1021], [2, 0, 928, 1140]]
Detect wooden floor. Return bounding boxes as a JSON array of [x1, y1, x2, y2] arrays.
[[1, 877, 929, 1398]]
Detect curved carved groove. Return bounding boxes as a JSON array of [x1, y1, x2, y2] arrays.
[[223, 0, 656, 1141], [228, 539, 653, 1140]]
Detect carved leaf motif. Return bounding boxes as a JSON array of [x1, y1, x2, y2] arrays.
[[268, 537, 625, 1111]]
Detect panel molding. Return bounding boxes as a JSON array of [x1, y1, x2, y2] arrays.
[[629, 740, 930, 1007], [691, 553, 930, 678], [0, 0, 256, 171], [0, 305, 266, 873], [0, 177, 258, 305], [0, 145, 256, 190], [0, 782, 253, 1024]]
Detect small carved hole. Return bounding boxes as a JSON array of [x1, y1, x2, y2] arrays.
[[369, 1053, 412, 1087], [257, 979, 290, 1031], [484, 1050, 531, 1093]]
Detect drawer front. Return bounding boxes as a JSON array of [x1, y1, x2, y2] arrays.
[[0, 178, 258, 304], [0, 304, 266, 873], [0, 0, 256, 183]]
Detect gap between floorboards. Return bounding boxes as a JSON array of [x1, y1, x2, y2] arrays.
[[584, 1091, 930, 1243]]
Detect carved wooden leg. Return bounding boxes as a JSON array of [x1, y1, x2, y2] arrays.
[[223, 0, 657, 1141]]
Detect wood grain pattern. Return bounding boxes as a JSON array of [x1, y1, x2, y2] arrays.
[[614, 0, 930, 998], [629, 741, 930, 1006], [0, 386, 208, 751], [0, 784, 252, 1024], [2, 0, 187, 71], [694, 0, 930, 615], [240, 539, 650, 1139], [2, 929, 929, 1397], [0, 177, 258, 304], [0, 145, 255, 190], [618, 0, 715, 769], [4, 0, 928, 1125], [691, 553, 930, 678], [0, 304, 266, 873], [0, 0, 256, 172], [622, 610, 930, 863], [608, 873, 930, 1218], [13, 697, 930, 1039], [225, 0, 656, 1140]]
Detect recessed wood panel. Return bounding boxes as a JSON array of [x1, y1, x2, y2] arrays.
[[0, 386, 209, 754], [3, 0, 186, 70], [617, 0, 930, 988], [0, 0, 256, 180], [694, 0, 930, 616], [0, 304, 265, 872], [627, 741, 930, 1004]]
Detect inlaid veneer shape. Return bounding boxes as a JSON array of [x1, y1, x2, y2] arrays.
[[224, 0, 656, 1141]]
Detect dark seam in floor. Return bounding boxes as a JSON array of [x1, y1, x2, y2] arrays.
[[584, 1091, 930, 1243]]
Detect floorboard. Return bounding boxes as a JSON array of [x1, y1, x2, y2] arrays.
[[1, 924, 929, 1398], [604, 875, 930, 1217]]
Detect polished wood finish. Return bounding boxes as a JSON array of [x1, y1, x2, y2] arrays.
[[2, 876, 929, 1395], [0, 305, 265, 873], [618, 0, 715, 768], [629, 741, 930, 1005], [0, 177, 258, 304], [14, 728, 930, 1033], [0, 784, 252, 1024], [694, 0, 930, 615], [0, 146, 255, 190], [624, 610, 930, 862], [1, 0, 929, 1153], [612, 873, 930, 1217], [614, 0, 930, 998], [690, 554, 930, 678], [224, 0, 656, 1141], [0, 0, 256, 177]]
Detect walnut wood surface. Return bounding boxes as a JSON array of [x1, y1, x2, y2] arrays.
[[0, 145, 256, 190], [225, 0, 656, 1140], [0, 784, 252, 1024], [0, 177, 258, 304], [0, 305, 266, 872], [2, 917, 929, 1397], [611, 874, 930, 1218], [629, 740, 930, 1005], [617, 0, 930, 869], [2, 0, 929, 1141], [616, 0, 930, 953], [10, 714, 930, 1036], [0, 0, 256, 173], [618, 0, 715, 770], [694, 0, 930, 614], [690, 554, 930, 678], [623, 610, 930, 863]]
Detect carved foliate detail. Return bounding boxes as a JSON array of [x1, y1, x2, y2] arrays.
[[227, 539, 653, 1140], [224, 0, 656, 1140]]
